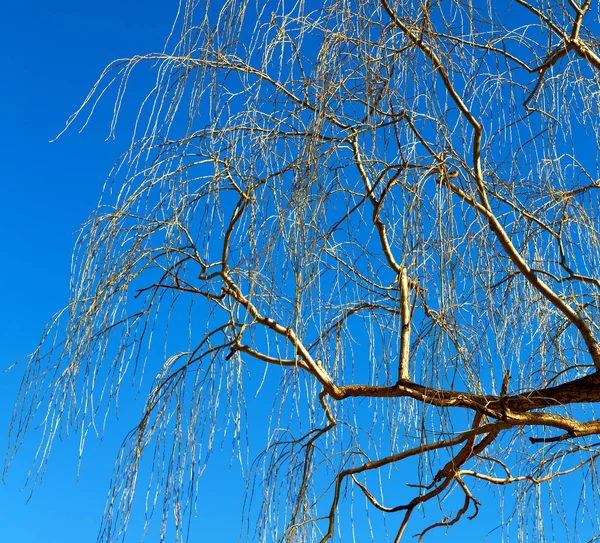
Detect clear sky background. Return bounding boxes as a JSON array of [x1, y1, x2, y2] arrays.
[[0, 2, 595, 543], [0, 2, 245, 541]]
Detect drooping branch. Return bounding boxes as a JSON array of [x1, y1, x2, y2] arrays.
[[12, 1, 600, 542]]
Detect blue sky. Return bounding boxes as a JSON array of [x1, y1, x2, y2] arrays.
[[0, 1, 245, 541], [1, 2, 597, 542]]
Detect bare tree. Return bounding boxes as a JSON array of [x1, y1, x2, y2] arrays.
[[8, 0, 600, 541]]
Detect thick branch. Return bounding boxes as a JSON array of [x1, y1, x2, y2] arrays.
[[334, 372, 600, 418], [398, 267, 411, 382]]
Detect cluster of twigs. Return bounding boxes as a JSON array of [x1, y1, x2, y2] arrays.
[[8, 1, 600, 541]]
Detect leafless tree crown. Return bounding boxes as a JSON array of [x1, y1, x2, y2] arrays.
[[9, 1, 600, 541]]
